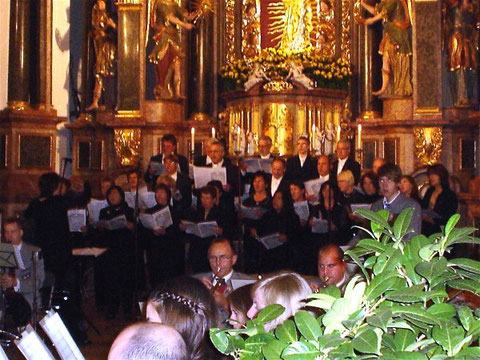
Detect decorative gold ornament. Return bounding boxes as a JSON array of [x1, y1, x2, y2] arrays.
[[263, 80, 293, 92], [7, 101, 30, 111], [242, 0, 261, 58], [114, 129, 141, 166], [262, 104, 294, 155], [189, 112, 212, 122], [414, 127, 443, 165], [341, 0, 351, 62], [225, 0, 236, 63]]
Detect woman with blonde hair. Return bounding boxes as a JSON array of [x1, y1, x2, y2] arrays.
[[246, 271, 312, 331]]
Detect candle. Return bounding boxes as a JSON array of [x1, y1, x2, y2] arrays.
[[191, 127, 195, 152], [312, 123, 316, 148], [336, 125, 341, 141], [357, 124, 362, 149], [212, 127, 216, 139]]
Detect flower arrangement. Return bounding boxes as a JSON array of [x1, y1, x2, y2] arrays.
[[219, 47, 352, 92]]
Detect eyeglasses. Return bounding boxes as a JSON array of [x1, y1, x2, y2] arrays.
[[208, 255, 233, 263]]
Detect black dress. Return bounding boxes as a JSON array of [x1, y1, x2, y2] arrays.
[[421, 186, 458, 236], [292, 201, 316, 275], [256, 208, 301, 273], [242, 194, 272, 274], [312, 202, 351, 247], [143, 204, 184, 287], [99, 203, 135, 316]]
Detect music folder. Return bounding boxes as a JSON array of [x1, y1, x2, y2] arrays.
[[0, 243, 19, 269]]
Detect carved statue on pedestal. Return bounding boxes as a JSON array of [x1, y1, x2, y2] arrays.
[[443, 0, 479, 107], [359, 0, 413, 97], [324, 121, 335, 155], [86, 0, 116, 111], [244, 63, 271, 92], [242, 2, 261, 58], [148, 0, 200, 99], [286, 60, 314, 89]]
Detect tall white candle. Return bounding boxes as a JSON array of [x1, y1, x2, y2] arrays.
[[191, 127, 195, 152], [212, 127, 216, 139], [336, 125, 341, 141], [357, 124, 362, 149]]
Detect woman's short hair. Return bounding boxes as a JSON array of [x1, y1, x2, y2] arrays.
[[105, 185, 125, 205], [154, 183, 172, 204], [251, 271, 311, 331], [427, 163, 451, 190], [400, 175, 420, 199], [251, 171, 269, 186], [360, 172, 379, 193], [200, 185, 217, 200], [156, 174, 176, 190], [289, 179, 305, 191], [147, 276, 218, 360], [337, 170, 354, 187]]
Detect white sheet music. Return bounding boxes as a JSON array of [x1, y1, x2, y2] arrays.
[[140, 207, 173, 231], [311, 217, 329, 234], [294, 201, 310, 221], [244, 158, 273, 174], [240, 206, 267, 220], [193, 166, 227, 188], [304, 178, 325, 204], [104, 215, 127, 230], [182, 220, 218, 238], [150, 161, 165, 176], [140, 192, 157, 209], [40, 310, 85, 360], [15, 324, 56, 360], [67, 210, 87, 232], [0, 344, 8, 360], [125, 192, 136, 209], [87, 199, 108, 226], [231, 279, 256, 290], [257, 233, 283, 250]]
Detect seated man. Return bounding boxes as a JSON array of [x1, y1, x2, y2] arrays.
[[314, 244, 351, 291], [2, 218, 45, 329], [194, 238, 252, 311], [371, 163, 421, 239], [108, 322, 187, 360]]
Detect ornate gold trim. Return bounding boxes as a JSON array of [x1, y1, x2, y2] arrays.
[[189, 112, 213, 122], [7, 101, 31, 111], [115, 110, 141, 118], [225, 0, 236, 62], [263, 81, 293, 92], [341, 0, 351, 62], [115, 1, 143, 10], [413, 127, 443, 165], [414, 107, 441, 115], [114, 129, 142, 167], [359, 110, 381, 119]]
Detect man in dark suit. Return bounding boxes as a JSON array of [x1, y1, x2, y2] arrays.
[[164, 154, 192, 215], [331, 139, 361, 185], [203, 140, 240, 206], [146, 134, 189, 186], [371, 164, 421, 239], [194, 137, 231, 167], [285, 136, 318, 182], [269, 158, 290, 197], [257, 135, 275, 159], [2, 218, 45, 327]]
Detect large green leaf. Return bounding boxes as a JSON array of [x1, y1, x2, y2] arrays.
[[354, 208, 390, 228], [321, 285, 342, 298], [432, 325, 465, 356], [263, 339, 287, 360], [210, 329, 232, 354], [382, 350, 427, 359], [281, 341, 318, 360], [294, 310, 322, 341], [449, 258, 480, 275], [364, 271, 398, 301], [444, 214, 460, 238], [394, 329, 416, 351], [391, 305, 441, 326], [445, 227, 477, 247], [327, 342, 356, 359], [426, 303, 456, 320], [245, 333, 276, 352], [466, 319, 480, 338], [458, 306, 474, 332], [352, 327, 382, 355], [385, 284, 425, 303], [366, 309, 392, 332], [447, 279, 480, 295], [256, 304, 285, 323], [393, 207, 414, 240], [306, 293, 336, 310], [356, 238, 387, 253], [373, 248, 402, 275], [415, 257, 448, 284], [404, 235, 431, 260], [345, 249, 370, 282], [275, 319, 297, 343], [317, 333, 347, 350]]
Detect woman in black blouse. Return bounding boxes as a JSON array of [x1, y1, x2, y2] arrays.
[[360, 172, 381, 204], [254, 190, 301, 273], [421, 164, 458, 236], [143, 184, 184, 288], [98, 185, 135, 319], [241, 172, 272, 273]]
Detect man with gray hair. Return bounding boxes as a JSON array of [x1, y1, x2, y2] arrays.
[[331, 139, 361, 185], [108, 322, 187, 360], [257, 135, 274, 159]]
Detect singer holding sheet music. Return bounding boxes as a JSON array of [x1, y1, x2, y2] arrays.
[[2, 218, 44, 328], [98, 186, 136, 319], [142, 184, 184, 287]]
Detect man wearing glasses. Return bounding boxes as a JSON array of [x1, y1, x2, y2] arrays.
[[371, 163, 421, 239], [195, 238, 253, 310]]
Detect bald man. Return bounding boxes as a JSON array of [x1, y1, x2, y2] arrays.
[[108, 322, 187, 360], [316, 244, 351, 291]]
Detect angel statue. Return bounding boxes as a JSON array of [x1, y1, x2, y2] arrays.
[[286, 60, 314, 89], [86, 0, 116, 111], [148, 0, 201, 99], [244, 63, 271, 91], [359, 0, 413, 97], [324, 121, 335, 155]]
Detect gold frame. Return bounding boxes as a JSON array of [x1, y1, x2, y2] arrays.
[[17, 134, 53, 169]]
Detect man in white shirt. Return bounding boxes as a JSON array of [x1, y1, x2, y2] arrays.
[[285, 136, 318, 182], [257, 135, 274, 159], [306, 155, 330, 203], [2, 218, 44, 328], [331, 139, 361, 185], [269, 158, 289, 197]]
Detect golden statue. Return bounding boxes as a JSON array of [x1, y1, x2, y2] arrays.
[[148, 0, 200, 99], [242, 1, 261, 58], [359, 0, 413, 97], [86, 0, 116, 111], [443, 0, 480, 107]]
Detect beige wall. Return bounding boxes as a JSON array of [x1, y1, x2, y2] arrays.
[[0, 0, 10, 109]]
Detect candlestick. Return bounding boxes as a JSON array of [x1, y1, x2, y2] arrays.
[[357, 124, 362, 149], [191, 127, 195, 152]]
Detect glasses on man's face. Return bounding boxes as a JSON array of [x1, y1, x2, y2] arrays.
[[208, 255, 232, 263], [379, 177, 394, 185]]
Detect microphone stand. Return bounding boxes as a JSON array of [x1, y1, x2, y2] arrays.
[[132, 159, 142, 319], [31, 251, 39, 329]]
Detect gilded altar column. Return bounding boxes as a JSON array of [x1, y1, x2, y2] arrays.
[[115, 0, 142, 115], [188, 12, 214, 121], [8, 0, 31, 108], [36, 0, 54, 111]]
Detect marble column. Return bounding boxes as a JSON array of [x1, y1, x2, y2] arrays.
[[116, 1, 142, 113], [358, 24, 379, 119], [8, 0, 31, 107], [37, 0, 54, 111], [188, 12, 214, 120]]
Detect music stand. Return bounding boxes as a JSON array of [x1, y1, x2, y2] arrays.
[[0, 244, 19, 346]]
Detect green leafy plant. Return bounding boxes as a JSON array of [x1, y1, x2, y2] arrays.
[[210, 209, 480, 359]]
